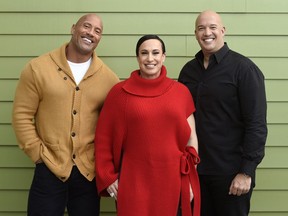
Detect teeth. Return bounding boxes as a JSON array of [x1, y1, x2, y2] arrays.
[[146, 64, 155, 68], [83, 38, 92, 43], [204, 38, 213, 42]]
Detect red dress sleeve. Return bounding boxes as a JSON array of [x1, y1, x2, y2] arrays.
[[94, 83, 126, 196]]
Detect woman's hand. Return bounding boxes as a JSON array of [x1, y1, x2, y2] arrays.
[[189, 184, 194, 202], [107, 179, 119, 200]]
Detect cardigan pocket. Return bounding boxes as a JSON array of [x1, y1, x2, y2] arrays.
[[83, 142, 94, 167], [41, 138, 61, 166]]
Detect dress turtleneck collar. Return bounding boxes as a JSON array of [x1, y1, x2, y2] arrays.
[[122, 66, 174, 97]]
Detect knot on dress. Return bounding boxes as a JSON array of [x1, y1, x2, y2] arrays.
[[180, 146, 201, 216]]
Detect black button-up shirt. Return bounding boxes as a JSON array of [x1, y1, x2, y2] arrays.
[[178, 43, 267, 178]]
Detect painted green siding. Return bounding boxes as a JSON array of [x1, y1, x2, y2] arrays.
[[0, 0, 287, 215]]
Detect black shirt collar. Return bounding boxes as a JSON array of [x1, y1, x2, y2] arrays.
[[195, 42, 230, 64]]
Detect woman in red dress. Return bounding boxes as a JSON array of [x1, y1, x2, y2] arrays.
[[95, 35, 200, 216]]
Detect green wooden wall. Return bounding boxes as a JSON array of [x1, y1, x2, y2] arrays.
[[0, 0, 288, 215]]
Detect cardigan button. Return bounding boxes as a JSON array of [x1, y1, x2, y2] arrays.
[[71, 132, 76, 137], [76, 86, 80, 91]]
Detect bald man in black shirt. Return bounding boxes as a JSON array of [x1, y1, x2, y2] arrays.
[[178, 10, 267, 216]]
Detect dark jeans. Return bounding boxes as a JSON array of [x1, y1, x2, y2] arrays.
[[28, 163, 100, 216], [199, 174, 253, 216]]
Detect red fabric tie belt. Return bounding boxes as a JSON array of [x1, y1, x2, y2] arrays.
[[180, 146, 201, 216]]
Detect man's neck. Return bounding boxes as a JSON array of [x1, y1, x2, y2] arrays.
[[203, 55, 210, 69], [66, 44, 92, 63]]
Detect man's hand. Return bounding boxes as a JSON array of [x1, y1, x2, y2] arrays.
[[35, 159, 43, 164], [229, 173, 251, 196]]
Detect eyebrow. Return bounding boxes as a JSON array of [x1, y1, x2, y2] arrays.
[[141, 48, 161, 51], [83, 22, 102, 30], [196, 24, 218, 28]]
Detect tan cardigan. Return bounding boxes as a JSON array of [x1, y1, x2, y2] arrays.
[[12, 43, 119, 181]]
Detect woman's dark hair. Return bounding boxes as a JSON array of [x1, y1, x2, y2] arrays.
[[136, 34, 166, 56]]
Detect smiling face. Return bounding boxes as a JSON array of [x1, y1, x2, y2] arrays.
[[137, 39, 166, 79], [195, 11, 225, 57], [69, 14, 103, 60]]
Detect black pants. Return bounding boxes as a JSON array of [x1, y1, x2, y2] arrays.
[[28, 163, 100, 216], [177, 206, 182, 216], [199, 175, 253, 216]]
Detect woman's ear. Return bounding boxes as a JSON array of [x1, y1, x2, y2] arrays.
[[162, 54, 166, 63]]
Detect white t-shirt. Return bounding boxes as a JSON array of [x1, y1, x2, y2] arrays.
[[68, 57, 92, 85]]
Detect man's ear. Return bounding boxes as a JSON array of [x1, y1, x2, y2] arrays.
[[222, 26, 226, 36], [71, 24, 76, 34]]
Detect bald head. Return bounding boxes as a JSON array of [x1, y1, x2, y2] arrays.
[[67, 13, 104, 62], [75, 13, 103, 30], [195, 10, 224, 30], [194, 10, 226, 57]]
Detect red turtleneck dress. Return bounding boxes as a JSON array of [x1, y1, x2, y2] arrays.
[[95, 66, 200, 216]]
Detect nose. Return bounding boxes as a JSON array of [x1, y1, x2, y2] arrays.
[[87, 29, 93, 36], [85, 28, 95, 37], [147, 53, 153, 61], [204, 27, 212, 36]]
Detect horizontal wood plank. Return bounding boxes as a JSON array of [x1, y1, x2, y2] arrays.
[[1, 57, 287, 80], [250, 213, 288, 216], [0, 0, 246, 13], [258, 146, 288, 168], [1, 167, 287, 190], [1, 101, 288, 125], [0, 125, 17, 145], [247, 0, 288, 12], [1, 79, 287, 102], [0, 190, 116, 212], [188, 35, 288, 58], [251, 191, 288, 212], [0, 146, 287, 168], [2, 0, 288, 13], [0, 35, 288, 58], [266, 124, 288, 147], [0, 168, 33, 189], [0, 102, 12, 123], [0, 146, 33, 168], [1, 123, 287, 147], [255, 168, 288, 190], [1, 13, 288, 35], [267, 103, 288, 123], [0, 190, 287, 212]]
